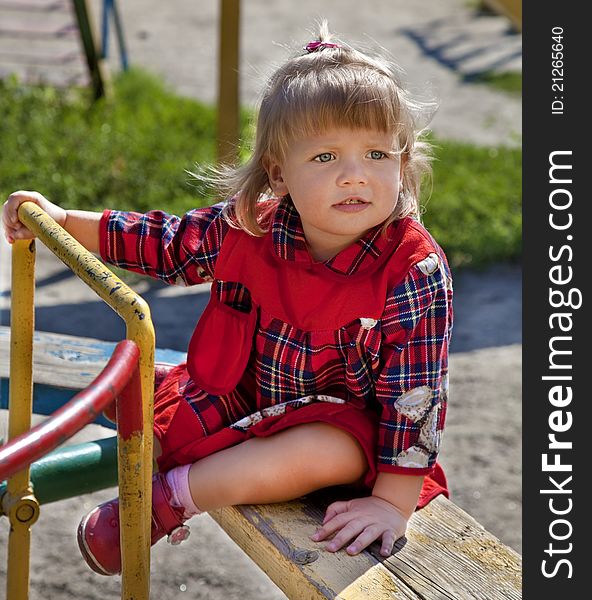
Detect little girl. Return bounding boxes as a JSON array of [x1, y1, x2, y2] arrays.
[[3, 23, 453, 576]]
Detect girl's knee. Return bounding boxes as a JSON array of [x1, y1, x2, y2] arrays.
[[290, 423, 369, 487]]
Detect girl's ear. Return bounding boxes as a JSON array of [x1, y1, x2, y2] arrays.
[[264, 157, 289, 196]]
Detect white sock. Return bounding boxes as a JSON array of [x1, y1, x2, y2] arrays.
[[165, 464, 202, 519]]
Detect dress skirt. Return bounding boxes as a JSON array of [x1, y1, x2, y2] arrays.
[[153, 364, 448, 510]]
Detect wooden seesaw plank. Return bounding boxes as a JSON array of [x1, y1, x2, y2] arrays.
[[0, 325, 184, 390], [210, 491, 521, 600]]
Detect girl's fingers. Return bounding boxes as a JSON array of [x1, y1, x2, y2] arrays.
[[325, 521, 368, 553], [2, 207, 14, 229], [312, 510, 355, 541], [342, 525, 383, 555], [344, 529, 399, 557], [380, 531, 397, 557], [2, 219, 18, 242], [8, 223, 34, 241], [311, 498, 406, 556], [5, 191, 42, 225], [2, 196, 25, 239], [323, 500, 348, 524], [3, 193, 41, 241]]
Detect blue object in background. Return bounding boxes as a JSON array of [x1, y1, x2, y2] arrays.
[[101, 0, 129, 70]]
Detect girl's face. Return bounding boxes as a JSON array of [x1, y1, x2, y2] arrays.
[[266, 128, 403, 262]]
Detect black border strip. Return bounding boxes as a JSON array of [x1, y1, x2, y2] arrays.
[[523, 2, 587, 596]]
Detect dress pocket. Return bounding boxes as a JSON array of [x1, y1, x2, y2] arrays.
[[187, 287, 258, 395]]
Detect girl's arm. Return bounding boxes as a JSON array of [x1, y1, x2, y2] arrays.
[[4, 191, 227, 285], [100, 204, 227, 285], [372, 471, 424, 518], [3, 191, 101, 253], [61, 209, 101, 254], [313, 256, 452, 557]]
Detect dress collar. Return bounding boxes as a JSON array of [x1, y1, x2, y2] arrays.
[[270, 200, 399, 276]]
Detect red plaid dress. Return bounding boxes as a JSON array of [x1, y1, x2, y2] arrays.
[[99, 200, 453, 507]]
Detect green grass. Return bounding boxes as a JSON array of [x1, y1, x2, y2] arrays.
[[470, 71, 522, 96], [0, 69, 219, 216], [0, 69, 521, 270], [422, 140, 521, 268]]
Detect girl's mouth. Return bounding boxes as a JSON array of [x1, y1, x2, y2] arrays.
[[333, 198, 370, 212], [334, 196, 368, 205]]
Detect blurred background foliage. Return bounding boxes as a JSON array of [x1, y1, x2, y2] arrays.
[[0, 68, 521, 269]]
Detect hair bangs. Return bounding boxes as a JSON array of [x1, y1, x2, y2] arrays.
[[269, 65, 407, 159]]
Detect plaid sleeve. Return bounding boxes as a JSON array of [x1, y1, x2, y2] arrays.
[[375, 253, 453, 475], [99, 203, 228, 285]]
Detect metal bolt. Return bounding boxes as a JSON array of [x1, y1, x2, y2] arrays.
[[291, 548, 319, 565], [16, 503, 36, 523]]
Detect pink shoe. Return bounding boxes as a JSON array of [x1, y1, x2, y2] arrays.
[[77, 472, 190, 576]]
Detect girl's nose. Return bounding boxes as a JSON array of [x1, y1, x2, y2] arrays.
[[336, 159, 367, 186]]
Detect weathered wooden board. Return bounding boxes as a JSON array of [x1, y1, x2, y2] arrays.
[[211, 492, 521, 600], [0, 325, 185, 390], [389, 496, 521, 599], [210, 499, 420, 600]]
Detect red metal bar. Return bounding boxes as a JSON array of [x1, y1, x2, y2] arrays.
[[116, 360, 142, 441], [103, 361, 175, 424], [0, 340, 139, 482]]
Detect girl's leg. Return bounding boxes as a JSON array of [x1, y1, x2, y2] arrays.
[[186, 422, 369, 511], [78, 423, 367, 575]]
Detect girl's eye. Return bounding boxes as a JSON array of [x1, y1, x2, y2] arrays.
[[369, 150, 387, 160], [314, 152, 334, 163]]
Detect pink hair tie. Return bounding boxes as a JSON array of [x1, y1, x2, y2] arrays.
[[304, 41, 340, 53]]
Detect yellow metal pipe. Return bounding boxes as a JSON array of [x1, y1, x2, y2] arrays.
[[126, 313, 155, 573], [4, 239, 38, 600], [17, 203, 152, 328], [121, 320, 154, 599], [16, 202, 154, 600]]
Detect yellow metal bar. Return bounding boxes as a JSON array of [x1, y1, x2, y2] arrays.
[[125, 313, 155, 598], [217, 0, 240, 165], [16, 202, 154, 600], [3, 239, 40, 600]]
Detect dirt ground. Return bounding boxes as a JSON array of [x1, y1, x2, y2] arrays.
[[0, 1, 521, 598]]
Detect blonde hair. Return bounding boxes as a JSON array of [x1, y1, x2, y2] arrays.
[[210, 22, 435, 235]]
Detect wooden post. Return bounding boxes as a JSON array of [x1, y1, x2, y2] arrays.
[[72, 0, 110, 99], [217, 0, 240, 165], [481, 0, 522, 31]]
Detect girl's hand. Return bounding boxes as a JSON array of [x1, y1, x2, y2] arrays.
[[2, 190, 67, 244], [310, 495, 408, 557]]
